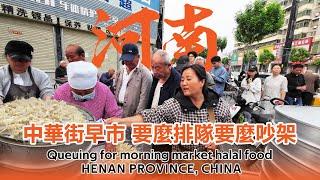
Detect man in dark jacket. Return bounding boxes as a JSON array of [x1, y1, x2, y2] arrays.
[[285, 64, 306, 106], [147, 49, 181, 153], [55, 60, 68, 79], [100, 68, 116, 93], [175, 55, 189, 74]]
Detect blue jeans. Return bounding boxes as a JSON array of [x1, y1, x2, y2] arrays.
[[285, 96, 303, 106]]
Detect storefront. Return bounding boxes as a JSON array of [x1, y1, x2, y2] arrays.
[[0, 14, 56, 72], [0, 0, 159, 76], [274, 37, 314, 56]]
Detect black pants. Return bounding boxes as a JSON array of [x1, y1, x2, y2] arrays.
[[302, 92, 314, 106]]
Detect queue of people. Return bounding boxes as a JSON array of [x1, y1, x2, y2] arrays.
[[0, 39, 233, 152], [1, 39, 319, 154]]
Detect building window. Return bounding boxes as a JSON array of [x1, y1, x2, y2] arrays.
[[308, 31, 316, 36], [295, 20, 311, 29], [311, 41, 320, 54], [297, 9, 312, 18], [293, 33, 307, 39], [298, 0, 314, 6]]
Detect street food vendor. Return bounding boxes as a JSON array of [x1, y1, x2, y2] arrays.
[[0, 40, 54, 104], [53, 61, 122, 120]]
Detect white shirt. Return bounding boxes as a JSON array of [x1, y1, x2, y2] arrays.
[[13, 73, 25, 86], [262, 75, 288, 114], [0, 65, 54, 99], [263, 75, 288, 99], [241, 78, 262, 104], [151, 81, 163, 108], [118, 65, 137, 103]]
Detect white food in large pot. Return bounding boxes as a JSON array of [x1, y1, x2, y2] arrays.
[[0, 98, 86, 140]]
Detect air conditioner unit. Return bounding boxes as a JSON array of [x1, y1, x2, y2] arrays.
[[316, 13, 320, 17], [314, 26, 318, 29]]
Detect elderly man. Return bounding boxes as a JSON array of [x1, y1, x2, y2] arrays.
[[65, 44, 86, 62], [0, 40, 53, 104], [55, 60, 68, 86], [147, 50, 180, 109], [187, 51, 198, 64], [147, 50, 181, 153], [53, 61, 122, 120], [194, 56, 215, 90], [114, 43, 152, 117], [55, 60, 68, 79], [100, 68, 116, 88]]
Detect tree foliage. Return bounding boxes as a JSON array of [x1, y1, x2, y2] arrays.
[[235, 0, 284, 45], [199, 48, 208, 58], [290, 48, 310, 62], [258, 49, 275, 65], [217, 37, 227, 52], [243, 50, 257, 64], [222, 57, 230, 65], [312, 58, 320, 66]]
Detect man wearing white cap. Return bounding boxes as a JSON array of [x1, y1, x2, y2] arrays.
[[53, 61, 122, 120]]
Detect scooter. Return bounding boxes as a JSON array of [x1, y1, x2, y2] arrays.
[[227, 85, 251, 123], [241, 97, 289, 167], [251, 97, 289, 124]]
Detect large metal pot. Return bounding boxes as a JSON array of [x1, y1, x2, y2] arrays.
[[262, 106, 320, 179], [0, 107, 95, 170]]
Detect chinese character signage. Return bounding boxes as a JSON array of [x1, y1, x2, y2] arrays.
[[0, 0, 159, 40]]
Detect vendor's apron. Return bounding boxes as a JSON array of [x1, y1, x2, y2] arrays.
[[3, 66, 40, 103]]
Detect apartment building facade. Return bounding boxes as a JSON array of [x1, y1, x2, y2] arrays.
[[233, 0, 320, 70]]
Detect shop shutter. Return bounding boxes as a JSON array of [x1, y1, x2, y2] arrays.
[[0, 16, 56, 72], [62, 28, 119, 73]]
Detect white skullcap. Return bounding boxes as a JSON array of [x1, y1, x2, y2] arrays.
[[67, 61, 98, 90]]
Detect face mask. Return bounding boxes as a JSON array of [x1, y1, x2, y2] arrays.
[[72, 91, 95, 102]]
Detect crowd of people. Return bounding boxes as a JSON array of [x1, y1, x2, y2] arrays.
[[0, 40, 319, 153], [238, 63, 319, 107]]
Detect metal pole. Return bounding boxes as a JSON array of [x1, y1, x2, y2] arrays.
[[156, 0, 164, 49], [282, 0, 298, 74]]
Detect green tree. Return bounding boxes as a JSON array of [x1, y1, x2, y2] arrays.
[[235, 0, 284, 45], [243, 50, 257, 65], [259, 49, 275, 65], [259, 49, 275, 71], [290, 48, 310, 62], [235, 0, 284, 71], [312, 58, 320, 73], [222, 57, 230, 65], [217, 37, 227, 52], [312, 58, 320, 66], [199, 48, 208, 58]]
